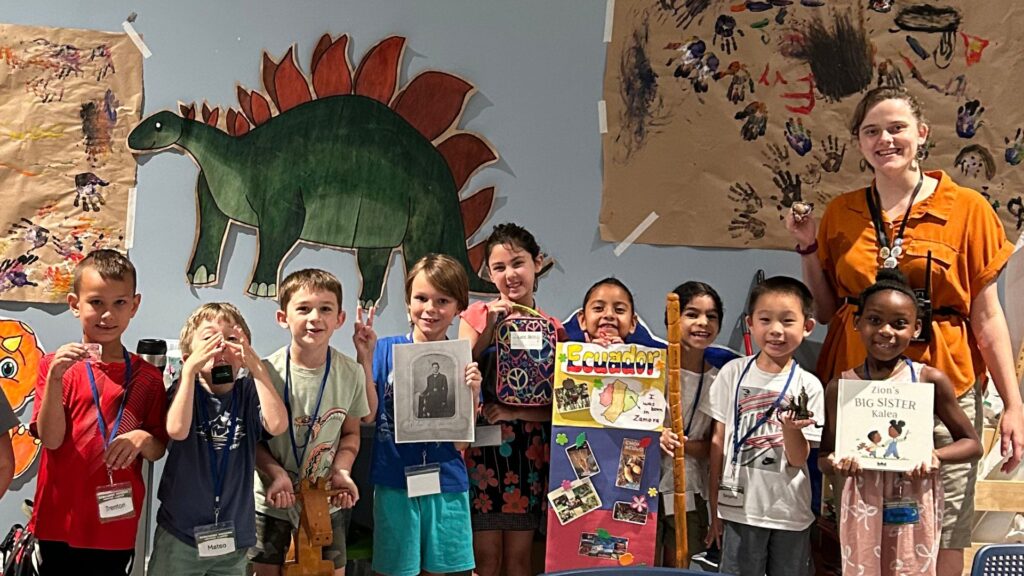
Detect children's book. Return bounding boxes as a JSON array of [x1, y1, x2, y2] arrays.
[[836, 379, 934, 472]]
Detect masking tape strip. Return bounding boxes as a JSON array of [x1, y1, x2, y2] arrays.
[[598, 100, 608, 134], [122, 21, 152, 59], [614, 211, 658, 256], [125, 187, 138, 250], [604, 0, 616, 42]]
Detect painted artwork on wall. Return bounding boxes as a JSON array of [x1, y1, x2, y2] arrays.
[[0, 318, 44, 486], [600, 1, 1024, 249], [0, 23, 142, 303], [128, 33, 500, 306]]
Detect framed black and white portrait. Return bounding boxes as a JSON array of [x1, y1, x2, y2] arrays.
[[393, 339, 474, 443]]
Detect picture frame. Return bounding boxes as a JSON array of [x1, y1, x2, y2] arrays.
[[393, 339, 475, 443]]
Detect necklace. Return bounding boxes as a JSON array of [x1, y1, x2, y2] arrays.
[[865, 169, 924, 269]]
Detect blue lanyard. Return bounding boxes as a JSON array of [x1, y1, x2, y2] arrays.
[[284, 351, 331, 472], [195, 379, 240, 522], [684, 366, 706, 437], [731, 355, 798, 465], [86, 347, 132, 451], [863, 357, 917, 383]]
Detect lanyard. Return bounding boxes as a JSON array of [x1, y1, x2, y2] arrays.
[[865, 170, 924, 268], [731, 355, 798, 465], [86, 347, 133, 452], [684, 366, 706, 437], [195, 380, 240, 523], [284, 351, 331, 472], [863, 357, 917, 383]]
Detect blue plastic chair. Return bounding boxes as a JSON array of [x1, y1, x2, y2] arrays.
[[542, 568, 706, 576], [971, 543, 1024, 576]]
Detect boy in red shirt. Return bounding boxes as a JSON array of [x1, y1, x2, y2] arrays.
[[30, 249, 168, 575]]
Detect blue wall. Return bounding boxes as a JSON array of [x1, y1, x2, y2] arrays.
[[0, 0, 815, 538]]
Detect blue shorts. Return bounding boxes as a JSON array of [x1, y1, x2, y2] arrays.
[[372, 486, 474, 576]]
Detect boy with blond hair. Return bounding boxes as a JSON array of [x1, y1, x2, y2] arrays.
[[250, 269, 372, 576], [148, 302, 287, 575], [31, 249, 168, 575]]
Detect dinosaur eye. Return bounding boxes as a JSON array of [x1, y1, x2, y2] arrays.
[[0, 358, 18, 379], [154, 121, 162, 131]]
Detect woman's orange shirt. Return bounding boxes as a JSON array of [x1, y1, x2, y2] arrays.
[[815, 170, 1013, 396]]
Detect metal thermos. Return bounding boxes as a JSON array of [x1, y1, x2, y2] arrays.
[[137, 339, 168, 371]]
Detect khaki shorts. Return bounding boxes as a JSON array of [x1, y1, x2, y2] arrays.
[[933, 382, 983, 549]]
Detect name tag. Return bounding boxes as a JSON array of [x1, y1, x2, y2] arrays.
[[883, 500, 920, 525], [96, 482, 135, 522], [195, 521, 237, 557], [718, 483, 745, 507], [509, 331, 543, 350], [405, 464, 441, 498], [472, 425, 502, 447]]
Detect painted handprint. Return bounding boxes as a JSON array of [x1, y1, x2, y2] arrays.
[[761, 142, 789, 171], [877, 59, 903, 88], [0, 254, 39, 293], [72, 172, 108, 212], [728, 181, 762, 215], [729, 213, 767, 243], [784, 117, 812, 156], [1005, 128, 1024, 166], [1008, 197, 1024, 230], [955, 100, 985, 139], [734, 101, 767, 141], [814, 135, 846, 173], [717, 61, 754, 104], [770, 170, 803, 219], [7, 218, 50, 251], [669, 39, 720, 93], [713, 15, 743, 55]]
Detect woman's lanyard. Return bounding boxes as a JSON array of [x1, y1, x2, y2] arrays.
[[195, 382, 240, 523], [284, 351, 331, 471], [731, 355, 798, 466], [684, 366, 706, 437], [863, 357, 917, 383], [86, 348, 132, 483], [865, 170, 924, 269]]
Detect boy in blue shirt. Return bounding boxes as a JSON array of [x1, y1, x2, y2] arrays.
[[148, 303, 287, 575]]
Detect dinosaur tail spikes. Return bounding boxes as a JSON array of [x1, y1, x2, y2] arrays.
[[179, 102, 197, 120], [237, 86, 253, 121], [201, 102, 220, 127], [312, 34, 352, 98], [272, 46, 312, 113], [392, 71, 474, 141], [262, 52, 279, 110], [466, 241, 488, 281], [436, 133, 498, 192], [461, 186, 494, 239], [311, 33, 333, 72], [250, 92, 273, 126], [353, 36, 405, 105], [225, 109, 250, 136]]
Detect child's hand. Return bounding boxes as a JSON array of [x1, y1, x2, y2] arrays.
[[660, 429, 685, 456], [828, 454, 863, 477], [328, 467, 359, 508], [706, 515, 723, 548], [785, 205, 817, 249], [907, 451, 940, 480], [352, 306, 377, 363], [48, 343, 90, 382], [465, 362, 482, 401], [266, 472, 296, 509], [105, 429, 151, 469], [486, 300, 514, 328], [778, 410, 815, 431], [182, 332, 224, 375], [223, 326, 263, 375], [589, 333, 624, 348], [483, 402, 516, 424]]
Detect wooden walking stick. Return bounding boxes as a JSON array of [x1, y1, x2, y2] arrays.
[[666, 293, 688, 567]]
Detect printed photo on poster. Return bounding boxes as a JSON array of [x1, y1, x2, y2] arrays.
[[836, 379, 934, 473], [612, 500, 648, 525], [615, 437, 646, 490], [578, 532, 629, 560], [393, 340, 474, 443], [565, 441, 601, 480], [555, 377, 590, 413], [548, 478, 603, 525]]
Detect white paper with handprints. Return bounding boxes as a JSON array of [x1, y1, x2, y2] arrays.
[[0, 22, 142, 302]]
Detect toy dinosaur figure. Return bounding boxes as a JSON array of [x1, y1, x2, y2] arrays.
[[127, 34, 499, 305]]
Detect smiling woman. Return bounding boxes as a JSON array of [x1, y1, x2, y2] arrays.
[[785, 86, 1023, 576]]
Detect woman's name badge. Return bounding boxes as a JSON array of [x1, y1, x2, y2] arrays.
[[718, 483, 745, 507], [194, 521, 237, 557], [472, 425, 502, 447], [882, 500, 920, 525], [405, 464, 441, 498], [96, 482, 135, 522]]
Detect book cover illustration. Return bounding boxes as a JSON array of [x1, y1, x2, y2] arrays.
[[836, 379, 934, 473]]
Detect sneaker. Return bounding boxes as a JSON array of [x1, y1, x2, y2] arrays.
[[691, 549, 720, 572]]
